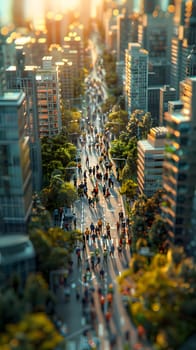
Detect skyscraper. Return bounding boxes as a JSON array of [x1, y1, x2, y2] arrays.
[[6, 49, 42, 192], [0, 91, 32, 234], [170, 0, 196, 97], [36, 56, 62, 138], [162, 76, 196, 251], [124, 43, 148, 113], [140, 0, 160, 14], [159, 85, 176, 125]]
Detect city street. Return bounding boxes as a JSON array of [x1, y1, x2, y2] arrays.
[[54, 40, 152, 350]]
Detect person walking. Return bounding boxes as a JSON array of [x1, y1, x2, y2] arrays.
[[86, 155, 89, 167], [102, 183, 106, 196], [118, 244, 122, 257], [110, 243, 115, 257], [99, 267, 105, 281], [103, 248, 108, 264], [97, 218, 103, 233], [90, 222, 95, 233]]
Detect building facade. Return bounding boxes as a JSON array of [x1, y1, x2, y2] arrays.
[[124, 43, 148, 114], [0, 91, 32, 234], [6, 55, 42, 192], [36, 56, 62, 138], [162, 77, 196, 250], [159, 85, 176, 125], [137, 126, 167, 197]]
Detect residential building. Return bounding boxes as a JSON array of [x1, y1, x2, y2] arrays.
[[0, 91, 32, 234], [137, 126, 167, 197], [124, 43, 148, 114], [162, 76, 196, 251], [36, 56, 62, 138], [6, 49, 42, 192]]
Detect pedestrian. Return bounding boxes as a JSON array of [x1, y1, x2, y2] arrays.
[[97, 218, 103, 233], [110, 243, 115, 257], [116, 221, 120, 233], [103, 248, 108, 264], [118, 244, 122, 257], [105, 187, 110, 199], [106, 222, 111, 237], [102, 183, 106, 196], [119, 209, 124, 221], [76, 246, 82, 264], [76, 287, 80, 300], [73, 213, 76, 230], [86, 155, 89, 167], [92, 232, 96, 243], [99, 267, 105, 280], [105, 310, 112, 327], [90, 222, 95, 233], [96, 254, 101, 267]]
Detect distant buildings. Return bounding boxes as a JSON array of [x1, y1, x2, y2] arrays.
[[137, 126, 167, 197], [124, 43, 148, 114]]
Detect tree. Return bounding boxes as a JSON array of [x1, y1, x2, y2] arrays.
[[126, 110, 152, 140], [0, 289, 23, 332], [105, 109, 129, 137], [24, 273, 55, 314], [0, 313, 64, 350], [118, 248, 196, 350], [41, 135, 77, 186], [120, 179, 138, 202], [40, 174, 78, 211], [148, 215, 170, 254], [29, 227, 81, 281], [101, 96, 117, 114]]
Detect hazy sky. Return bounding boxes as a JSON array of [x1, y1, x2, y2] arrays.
[[0, 0, 169, 27]]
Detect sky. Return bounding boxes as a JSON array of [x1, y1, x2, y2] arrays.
[[0, 0, 169, 27]]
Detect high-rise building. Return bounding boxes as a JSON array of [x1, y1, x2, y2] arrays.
[[6, 49, 42, 192], [137, 126, 167, 197], [159, 85, 176, 125], [0, 91, 32, 234], [36, 56, 62, 138], [186, 45, 196, 77], [117, 13, 136, 62], [162, 76, 196, 250], [140, 0, 159, 14], [124, 43, 148, 114], [138, 9, 173, 86], [170, 0, 196, 97], [56, 60, 75, 108]]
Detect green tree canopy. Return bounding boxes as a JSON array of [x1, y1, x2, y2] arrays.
[[118, 248, 196, 350], [40, 174, 78, 211], [0, 313, 64, 350], [30, 226, 81, 281]]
